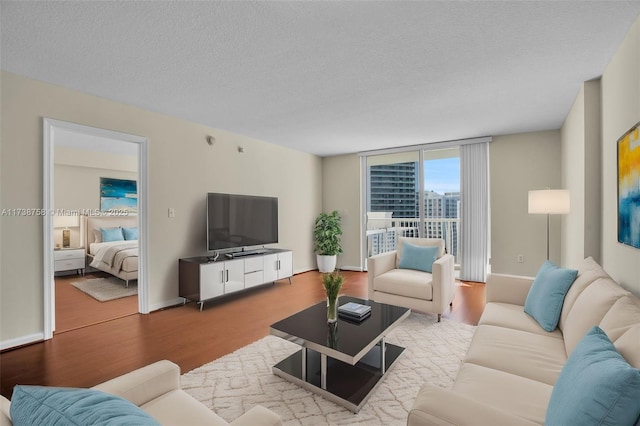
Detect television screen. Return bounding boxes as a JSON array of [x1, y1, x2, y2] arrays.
[[207, 193, 278, 251]]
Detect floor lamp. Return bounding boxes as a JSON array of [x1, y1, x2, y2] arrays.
[[528, 189, 570, 260]]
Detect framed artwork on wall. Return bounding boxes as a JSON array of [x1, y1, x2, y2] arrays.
[[100, 177, 138, 213], [617, 121, 640, 249]]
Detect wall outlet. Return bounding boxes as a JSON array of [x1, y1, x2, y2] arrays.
[[168, 208, 175, 218], [517, 254, 524, 263]]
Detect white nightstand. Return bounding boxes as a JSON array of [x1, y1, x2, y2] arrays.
[[54, 248, 85, 276]]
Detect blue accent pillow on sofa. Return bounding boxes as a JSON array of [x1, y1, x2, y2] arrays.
[[524, 260, 577, 332], [545, 326, 640, 425], [122, 227, 138, 240], [398, 243, 439, 273], [10, 386, 160, 426], [100, 227, 124, 242]]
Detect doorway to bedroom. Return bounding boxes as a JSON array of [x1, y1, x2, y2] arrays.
[[44, 119, 148, 337]]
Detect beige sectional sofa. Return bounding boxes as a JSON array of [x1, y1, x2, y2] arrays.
[[408, 257, 640, 426], [368, 237, 455, 322], [1, 360, 281, 426]]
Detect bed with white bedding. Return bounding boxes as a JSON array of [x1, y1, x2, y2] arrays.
[[84, 215, 138, 287]]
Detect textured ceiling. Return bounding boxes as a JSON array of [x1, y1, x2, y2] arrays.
[[2, 1, 640, 157]]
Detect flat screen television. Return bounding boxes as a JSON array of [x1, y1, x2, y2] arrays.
[[207, 192, 278, 251]]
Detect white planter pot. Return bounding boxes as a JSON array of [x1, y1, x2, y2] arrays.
[[316, 255, 337, 273]]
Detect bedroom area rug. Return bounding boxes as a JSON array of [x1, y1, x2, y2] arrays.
[[182, 313, 475, 425], [70, 277, 137, 302]]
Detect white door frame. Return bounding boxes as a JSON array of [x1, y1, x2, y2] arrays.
[[42, 118, 150, 339]]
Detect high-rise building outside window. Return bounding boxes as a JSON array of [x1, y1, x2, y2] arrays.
[[368, 161, 418, 218]]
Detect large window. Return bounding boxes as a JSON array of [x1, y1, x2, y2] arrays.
[[364, 148, 460, 267]]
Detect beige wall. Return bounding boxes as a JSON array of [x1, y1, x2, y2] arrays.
[[490, 131, 562, 276], [560, 80, 602, 269], [600, 16, 640, 294], [583, 81, 602, 265], [0, 71, 322, 346], [54, 147, 138, 247], [561, 86, 586, 267], [322, 154, 362, 270]]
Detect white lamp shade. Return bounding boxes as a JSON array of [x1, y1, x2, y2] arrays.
[[528, 189, 570, 214], [53, 214, 79, 228]]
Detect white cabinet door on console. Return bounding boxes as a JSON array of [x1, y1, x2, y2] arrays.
[[263, 254, 278, 283], [224, 259, 244, 294], [200, 262, 225, 300], [264, 251, 293, 283], [278, 251, 293, 279]]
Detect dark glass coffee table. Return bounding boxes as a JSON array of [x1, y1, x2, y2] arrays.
[[269, 296, 411, 412]]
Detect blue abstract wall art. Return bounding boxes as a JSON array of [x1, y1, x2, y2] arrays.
[[100, 177, 138, 213]]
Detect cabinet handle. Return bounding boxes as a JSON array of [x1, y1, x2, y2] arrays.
[[226, 269, 229, 282], [221, 270, 225, 283], [277, 260, 281, 270]]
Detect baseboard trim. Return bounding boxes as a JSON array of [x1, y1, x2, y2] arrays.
[[339, 265, 364, 272], [149, 298, 184, 312], [1, 332, 45, 352]]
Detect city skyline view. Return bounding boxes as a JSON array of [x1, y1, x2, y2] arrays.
[[367, 158, 461, 219]]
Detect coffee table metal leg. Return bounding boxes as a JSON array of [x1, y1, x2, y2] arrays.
[[321, 353, 327, 390], [380, 338, 386, 374], [301, 347, 307, 381]]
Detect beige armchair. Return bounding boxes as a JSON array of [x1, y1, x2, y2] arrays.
[[367, 237, 455, 322]]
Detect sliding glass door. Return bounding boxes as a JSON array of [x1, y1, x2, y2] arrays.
[[363, 148, 460, 269]]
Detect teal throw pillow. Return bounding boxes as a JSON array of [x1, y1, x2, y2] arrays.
[[545, 326, 640, 425], [524, 260, 577, 332], [100, 227, 124, 242], [122, 227, 138, 240], [10, 386, 160, 426], [398, 243, 439, 273]]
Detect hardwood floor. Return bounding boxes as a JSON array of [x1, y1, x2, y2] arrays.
[[0, 271, 485, 399], [55, 272, 138, 333]]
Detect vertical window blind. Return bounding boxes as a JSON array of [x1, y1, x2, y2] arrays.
[[460, 142, 489, 282]]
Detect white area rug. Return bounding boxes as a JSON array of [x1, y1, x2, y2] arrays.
[[182, 313, 475, 425], [70, 277, 137, 302]]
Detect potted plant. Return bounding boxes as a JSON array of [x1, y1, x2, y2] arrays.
[[322, 270, 343, 323], [314, 210, 343, 273]]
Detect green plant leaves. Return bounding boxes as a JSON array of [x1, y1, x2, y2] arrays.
[[313, 210, 343, 255]]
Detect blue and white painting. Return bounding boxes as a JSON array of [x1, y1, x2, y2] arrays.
[[100, 177, 137, 213]]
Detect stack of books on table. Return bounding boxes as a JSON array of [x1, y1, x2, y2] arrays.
[[338, 302, 372, 322]]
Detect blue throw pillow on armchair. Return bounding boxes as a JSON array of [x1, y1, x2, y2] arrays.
[[398, 242, 439, 273], [524, 260, 577, 332]]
